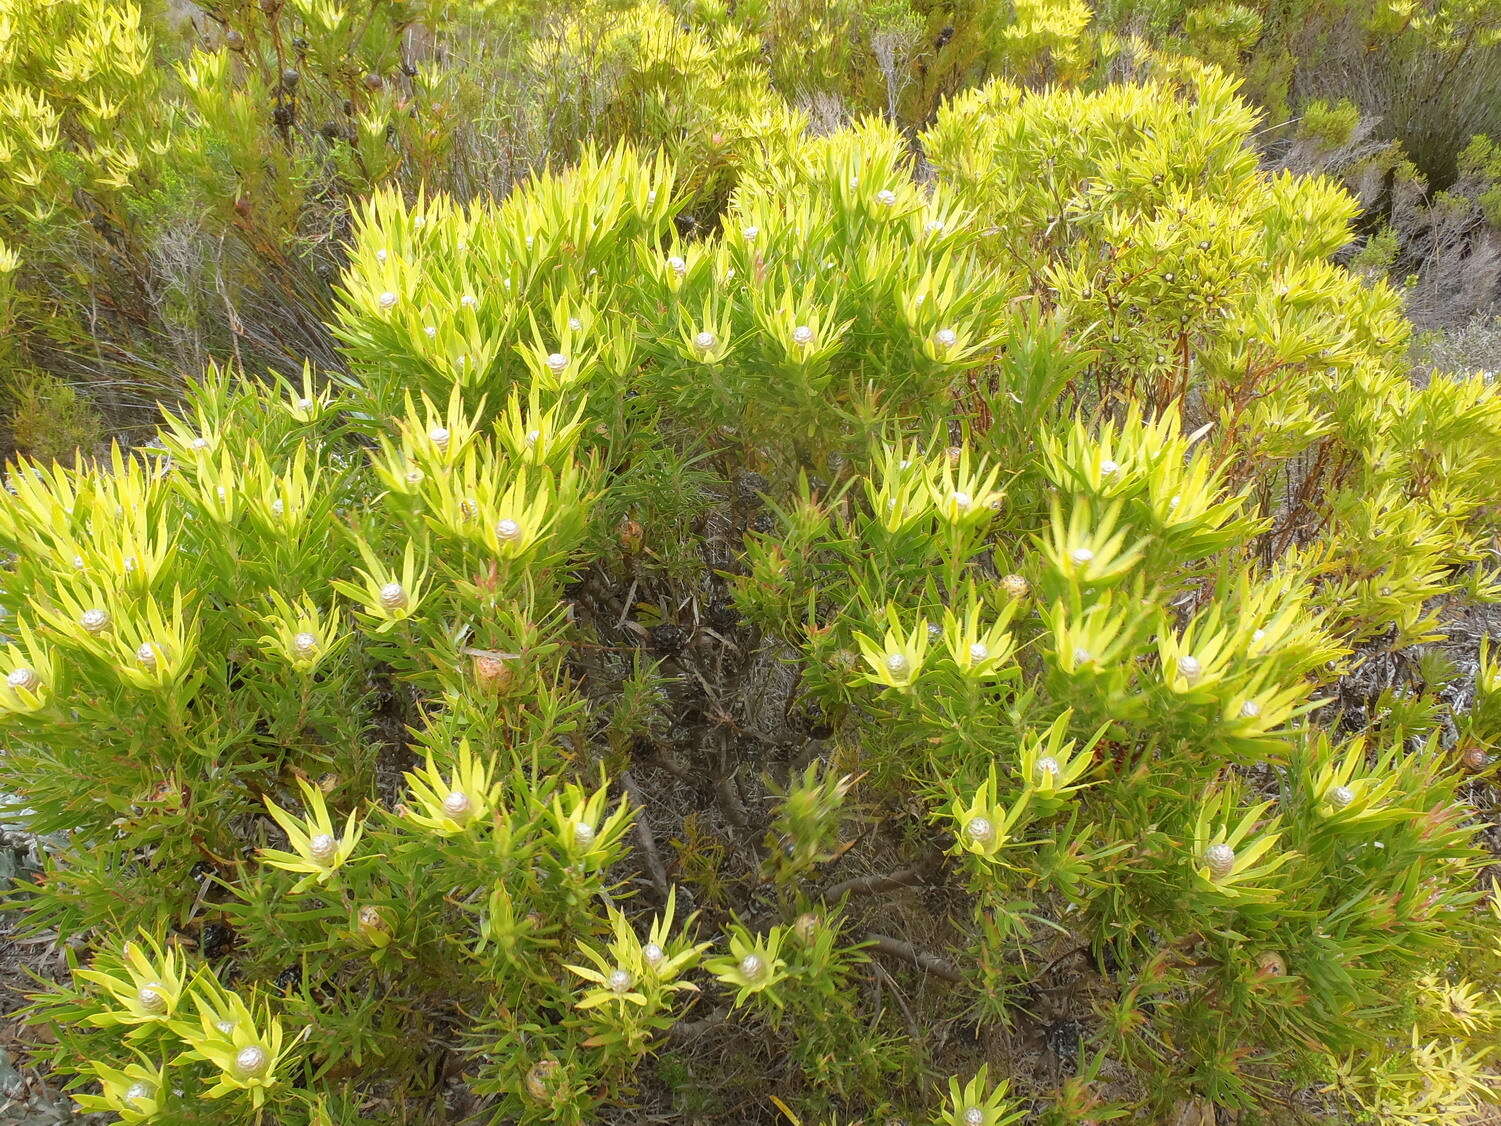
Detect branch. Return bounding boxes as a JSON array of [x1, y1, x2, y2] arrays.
[[667, 1008, 730, 1040], [821, 864, 931, 904], [620, 770, 670, 901], [863, 933, 962, 983]]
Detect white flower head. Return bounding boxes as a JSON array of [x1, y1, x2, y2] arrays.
[[1204, 843, 1236, 878], [234, 1044, 268, 1078], [7, 666, 39, 692], [443, 791, 472, 817], [964, 816, 994, 844]]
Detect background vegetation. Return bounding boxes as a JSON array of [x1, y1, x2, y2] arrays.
[[0, 1, 1497, 1124]]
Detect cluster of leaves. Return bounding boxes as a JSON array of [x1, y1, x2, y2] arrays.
[[2, 59, 1500, 1126]]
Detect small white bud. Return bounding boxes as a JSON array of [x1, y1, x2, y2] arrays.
[[379, 582, 407, 611], [1035, 756, 1061, 780], [190, 436, 210, 450], [292, 632, 319, 656], [646, 189, 657, 204], [963, 1109, 985, 1126], [136, 984, 166, 1013], [884, 652, 909, 676], [72, 555, 86, 570], [792, 325, 814, 345], [123, 1081, 152, 1105], [442, 791, 472, 818], [694, 330, 717, 351], [546, 352, 569, 373], [739, 953, 764, 979], [572, 821, 595, 847], [950, 490, 972, 511], [1204, 843, 1236, 878], [1327, 785, 1354, 809], [375, 249, 388, 263], [1100, 458, 1120, 478], [642, 942, 665, 968], [1240, 699, 1261, 718], [964, 816, 994, 844], [496, 518, 522, 542], [876, 189, 896, 205], [308, 833, 338, 862], [667, 255, 686, 275], [377, 291, 397, 309], [271, 498, 285, 516], [215, 1019, 236, 1035], [968, 642, 989, 663], [1072, 647, 1093, 666], [608, 968, 633, 993], [136, 642, 158, 669], [525, 429, 542, 446], [568, 317, 582, 331], [234, 1044, 269, 1078], [428, 426, 450, 450], [1251, 629, 1265, 643], [926, 219, 944, 233], [423, 325, 436, 337], [6, 666, 39, 692], [935, 328, 957, 348], [742, 225, 759, 240], [460, 294, 477, 307], [1069, 547, 1094, 566], [404, 467, 424, 487], [81, 608, 110, 634], [297, 397, 314, 412], [1177, 655, 1202, 682]]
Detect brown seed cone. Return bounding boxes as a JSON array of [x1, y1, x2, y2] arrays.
[[524, 1059, 560, 1101], [1255, 951, 1286, 978], [473, 654, 514, 694], [617, 518, 644, 554], [1460, 744, 1490, 773]]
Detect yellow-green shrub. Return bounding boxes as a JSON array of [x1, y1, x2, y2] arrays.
[[3, 72, 1498, 1125]]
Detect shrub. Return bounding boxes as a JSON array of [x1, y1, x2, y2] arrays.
[[3, 72, 1499, 1124]]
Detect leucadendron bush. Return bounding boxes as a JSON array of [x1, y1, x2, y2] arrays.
[[3, 73, 1500, 1124]]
